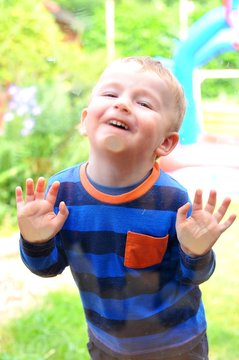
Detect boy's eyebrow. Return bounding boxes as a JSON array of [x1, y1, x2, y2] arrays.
[[94, 80, 164, 107], [97, 82, 159, 98], [137, 88, 158, 98], [93, 80, 162, 106], [135, 88, 163, 108], [96, 81, 123, 89], [92, 81, 122, 95]]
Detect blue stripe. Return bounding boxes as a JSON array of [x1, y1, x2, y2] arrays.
[[61, 205, 176, 234], [66, 250, 127, 277], [20, 246, 59, 271], [67, 250, 177, 278]]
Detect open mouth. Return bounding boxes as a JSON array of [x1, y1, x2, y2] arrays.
[[108, 120, 129, 130]]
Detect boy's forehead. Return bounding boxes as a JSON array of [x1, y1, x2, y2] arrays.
[[98, 60, 165, 87], [102, 60, 142, 74]]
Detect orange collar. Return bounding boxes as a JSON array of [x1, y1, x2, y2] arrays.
[[80, 162, 160, 204]]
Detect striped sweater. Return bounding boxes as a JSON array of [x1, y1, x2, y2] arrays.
[[20, 162, 215, 358]]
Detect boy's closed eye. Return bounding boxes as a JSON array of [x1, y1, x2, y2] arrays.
[[102, 92, 118, 98], [137, 101, 152, 109]]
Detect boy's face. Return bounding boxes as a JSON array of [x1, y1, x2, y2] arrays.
[[81, 61, 178, 160]]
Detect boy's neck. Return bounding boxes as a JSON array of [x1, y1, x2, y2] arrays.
[[86, 151, 156, 187]]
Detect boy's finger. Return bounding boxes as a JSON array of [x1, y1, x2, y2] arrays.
[[15, 186, 24, 209], [25, 178, 35, 203], [215, 197, 232, 223], [59, 201, 69, 217], [45, 181, 60, 205], [220, 214, 237, 233], [53, 201, 69, 232], [35, 177, 45, 200], [192, 189, 203, 211], [204, 190, 217, 214], [176, 202, 191, 224]]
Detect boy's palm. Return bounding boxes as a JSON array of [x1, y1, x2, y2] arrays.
[[16, 178, 69, 243], [176, 189, 236, 256]]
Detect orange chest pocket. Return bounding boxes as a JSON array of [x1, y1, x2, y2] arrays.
[[124, 231, 169, 269]]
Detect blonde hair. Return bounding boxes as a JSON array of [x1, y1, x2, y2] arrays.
[[107, 56, 186, 131]]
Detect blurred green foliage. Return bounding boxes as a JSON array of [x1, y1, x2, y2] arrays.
[[0, 0, 104, 227], [0, 0, 238, 227]]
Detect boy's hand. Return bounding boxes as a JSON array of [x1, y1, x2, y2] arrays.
[[16, 177, 69, 243], [176, 189, 236, 257]]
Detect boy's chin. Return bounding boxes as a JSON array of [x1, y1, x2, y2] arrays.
[[102, 134, 126, 153]]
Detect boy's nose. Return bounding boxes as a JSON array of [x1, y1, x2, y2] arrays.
[[114, 99, 131, 113]]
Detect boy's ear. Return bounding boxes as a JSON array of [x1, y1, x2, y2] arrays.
[[80, 108, 88, 136], [155, 132, 179, 158]]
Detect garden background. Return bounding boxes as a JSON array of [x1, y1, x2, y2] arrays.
[[0, 0, 238, 359]]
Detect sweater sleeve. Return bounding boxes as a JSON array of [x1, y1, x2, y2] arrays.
[[19, 234, 68, 277], [178, 246, 216, 285], [172, 186, 216, 285]]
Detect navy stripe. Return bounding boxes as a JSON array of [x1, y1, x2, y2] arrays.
[[80, 284, 192, 320], [55, 182, 188, 210], [25, 262, 65, 277], [20, 237, 56, 258], [71, 266, 177, 299], [84, 287, 201, 337], [180, 249, 214, 271], [20, 236, 68, 274], [62, 230, 126, 256], [20, 245, 61, 270]]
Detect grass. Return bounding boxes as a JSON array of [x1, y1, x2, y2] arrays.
[[201, 202, 239, 359], [0, 291, 89, 360]]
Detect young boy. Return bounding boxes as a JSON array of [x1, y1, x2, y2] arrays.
[[16, 56, 236, 360]]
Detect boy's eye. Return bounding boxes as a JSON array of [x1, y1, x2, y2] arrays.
[[102, 92, 117, 98], [138, 101, 152, 109]]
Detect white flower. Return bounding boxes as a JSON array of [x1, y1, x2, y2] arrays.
[[8, 85, 19, 96], [16, 105, 28, 116], [31, 106, 41, 116], [3, 112, 14, 122], [21, 127, 32, 136], [23, 118, 35, 130]]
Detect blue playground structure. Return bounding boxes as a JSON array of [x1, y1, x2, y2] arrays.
[[157, 0, 239, 145]]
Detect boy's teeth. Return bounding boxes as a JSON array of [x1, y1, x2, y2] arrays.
[[110, 120, 128, 130]]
